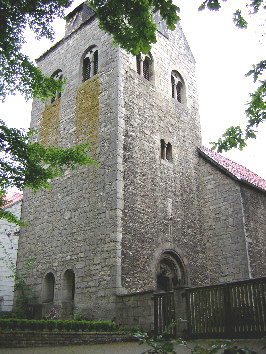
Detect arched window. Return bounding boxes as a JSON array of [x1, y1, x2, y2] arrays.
[[171, 71, 185, 103], [62, 269, 75, 301], [51, 70, 63, 103], [42, 272, 55, 303], [157, 252, 185, 291], [83, 46, 98, 82], [136, 53, 152, 81], [161, 139, 172, 162]]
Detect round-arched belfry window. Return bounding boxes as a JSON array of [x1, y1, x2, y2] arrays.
[[156, 252, 185, 291]]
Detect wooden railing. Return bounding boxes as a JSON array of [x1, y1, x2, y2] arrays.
[[186, 277, 266, 339]]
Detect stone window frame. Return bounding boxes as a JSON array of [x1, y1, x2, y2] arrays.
[[161, 139, 173, 162], [82, 45, 98, 82], [136, 53, 153, 81], [171, 70, 186, 104]]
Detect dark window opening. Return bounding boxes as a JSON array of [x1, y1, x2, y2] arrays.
[[171, 70, 185, 103], [93, 50, 98, 76], [171, 77, 175, 99], [161, 139, 166, 160], [83, 46, 98, 82], [143, 58, 150, 81], [176, 81, 182, 103], [136, 53, 151, 81], [166, 143, 172, 161], [161, 139, 172, 162], [83, 57, 91, 81], [136, 56, 141, 75]]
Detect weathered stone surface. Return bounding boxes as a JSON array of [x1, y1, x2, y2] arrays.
[[199, 155, 266, 283]]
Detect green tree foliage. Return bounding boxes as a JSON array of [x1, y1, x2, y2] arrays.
[[89, 0, 180, 55], [0, 120, 96, 224], [198, 1, 265, 152], [0, 0, 73, 101]]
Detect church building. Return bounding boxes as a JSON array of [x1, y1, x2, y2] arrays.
[[15, 2, 266, 329]]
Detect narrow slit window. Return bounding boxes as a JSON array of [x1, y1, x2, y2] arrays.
[[161, 139, 166, 160], [166, 143, 172, 161], [143, 58, 150, 81], [176, 81, 182, 103], [83, 57, 91, 81], [136, 56, 141, 75], [93, 50, 98, 76]]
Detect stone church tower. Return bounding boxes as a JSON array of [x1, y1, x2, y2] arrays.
[[16, 2, 210, 323]]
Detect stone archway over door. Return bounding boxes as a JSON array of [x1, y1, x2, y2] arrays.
[[154, 251, 187, 336], [156, 251, 185, 292]]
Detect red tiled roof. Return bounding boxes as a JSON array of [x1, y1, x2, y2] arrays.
[[200, 147, 266, 191], [3, 192, 23, 208]]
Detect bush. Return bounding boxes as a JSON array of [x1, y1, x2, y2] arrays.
[[46, 320, 57, 332], [0, 318, 123, 333], [56, 321, 64, 331]]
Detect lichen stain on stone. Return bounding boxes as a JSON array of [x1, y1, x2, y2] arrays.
[[40, 99, 60, 146], [75, 76, 99, 156]]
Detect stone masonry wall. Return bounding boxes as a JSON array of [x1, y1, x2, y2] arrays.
[[16, 16, 124, 320], [119, 25, 208, 292], [0, 200, 21, 311], [240, 186, 266, 278], [115, 291, 154, 332], [199, 156, 250, 284], [0, 331, 132, 348], [40, 98, 60, 146]]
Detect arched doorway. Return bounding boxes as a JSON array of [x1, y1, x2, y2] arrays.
[[156, 251, 185, 291]]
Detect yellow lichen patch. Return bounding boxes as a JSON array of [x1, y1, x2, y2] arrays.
[[40, 99, 60, 147], [75, 77, 99, 156]]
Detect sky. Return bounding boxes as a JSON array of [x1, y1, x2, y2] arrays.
[[1, 0, 265, 178]]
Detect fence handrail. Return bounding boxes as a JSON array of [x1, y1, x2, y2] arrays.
[[185, 276, 266, 293]]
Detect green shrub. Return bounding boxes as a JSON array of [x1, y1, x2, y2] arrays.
[[63, 320, 72, 332], [46, 320, 56, 332], [27, 319, 37, 331], [56, 320, 64, 331], [0, 318, 122, 333], [72, 313, 85, 321], [79, 320, 88, 332]]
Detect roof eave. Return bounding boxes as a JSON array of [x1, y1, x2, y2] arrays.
[[198, 147, 266, 194]]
